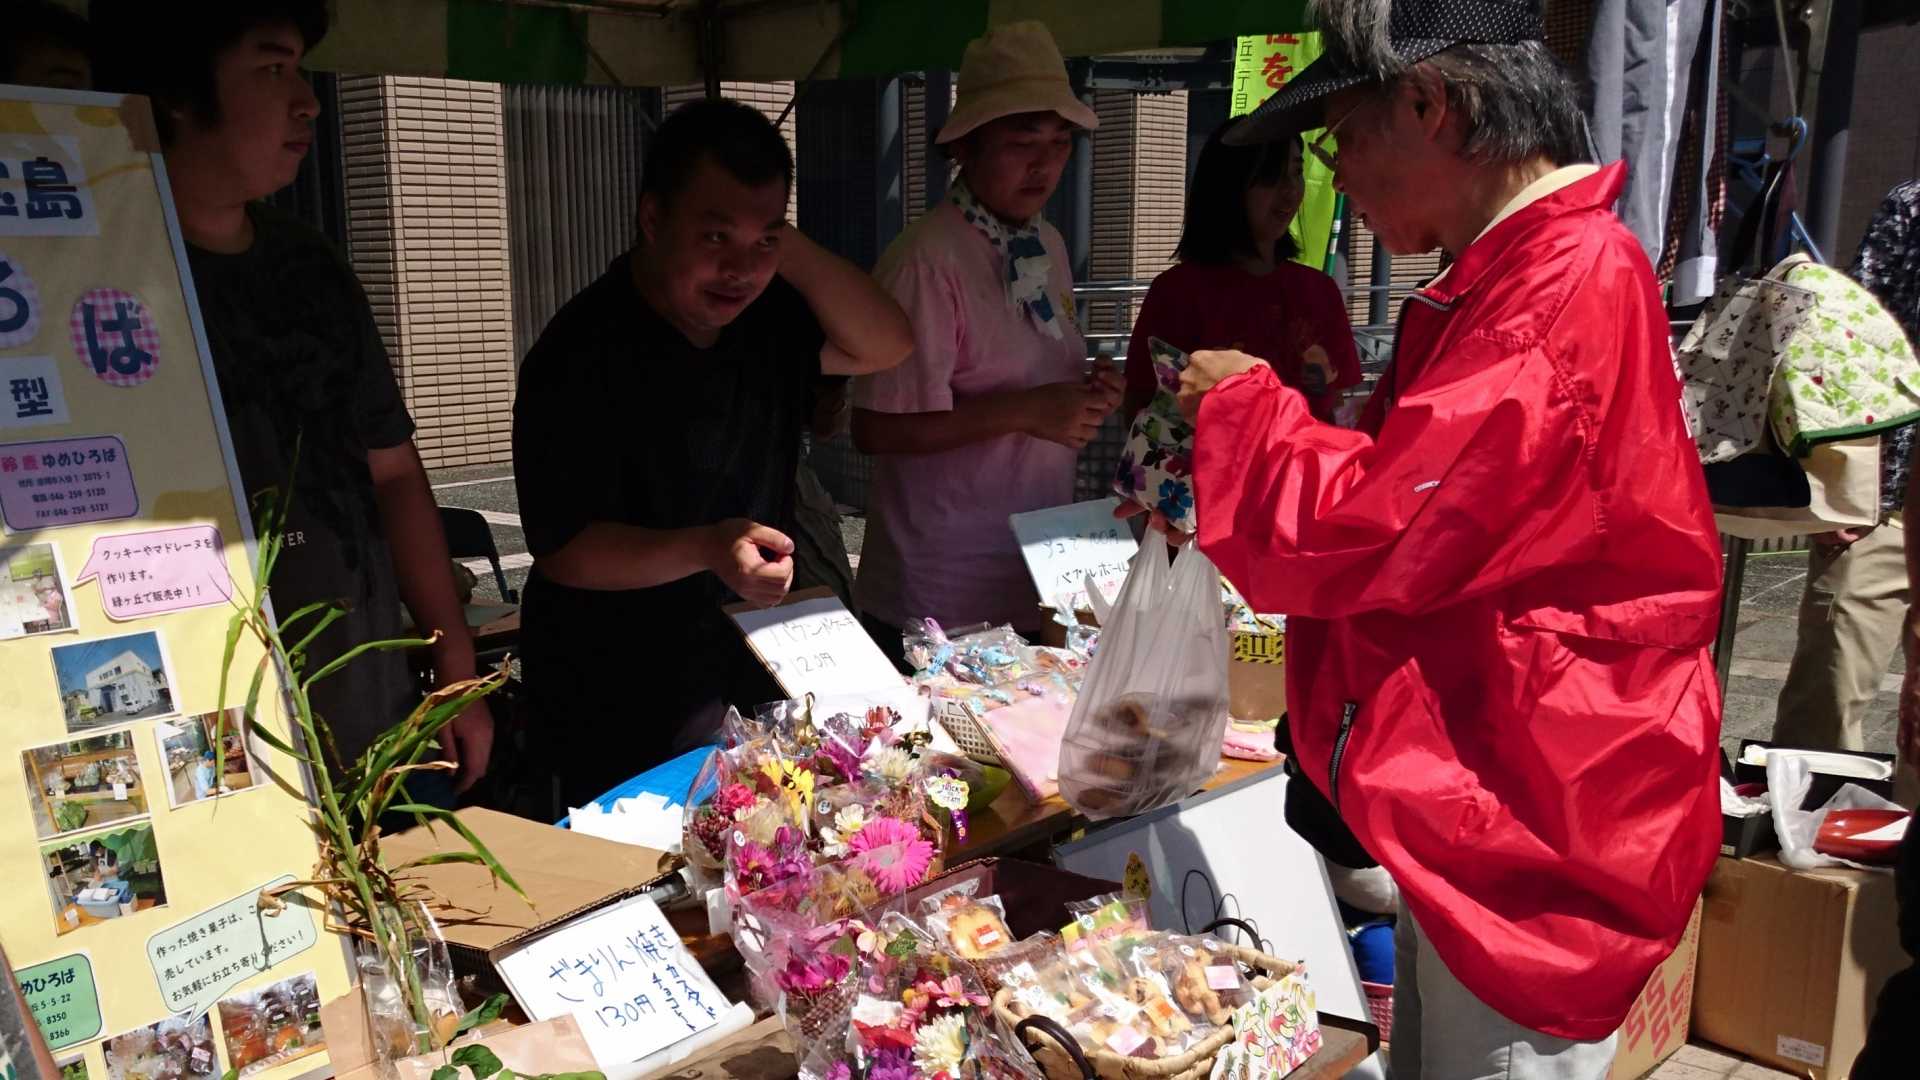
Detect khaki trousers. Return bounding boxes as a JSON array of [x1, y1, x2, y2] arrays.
[[1774, 520, 1920, 806]]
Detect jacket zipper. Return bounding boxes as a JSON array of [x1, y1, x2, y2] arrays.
[[1328, 702, 1359, 808]]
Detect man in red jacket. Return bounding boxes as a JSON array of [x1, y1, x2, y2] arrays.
[[1159, 1, 1724, 1075]]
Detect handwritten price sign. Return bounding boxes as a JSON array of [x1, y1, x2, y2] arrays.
[[1010, 500, 1140, 612], [729, 591, 905, 698]]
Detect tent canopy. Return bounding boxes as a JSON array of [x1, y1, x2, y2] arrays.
[[305, 0, 1311, 88]]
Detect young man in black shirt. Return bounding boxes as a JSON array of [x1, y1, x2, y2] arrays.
[[514, 100, 911, 808], [90, 2, 491, 796]]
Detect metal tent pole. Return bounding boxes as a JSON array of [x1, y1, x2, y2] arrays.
[[1714, 536, 1751, 693]]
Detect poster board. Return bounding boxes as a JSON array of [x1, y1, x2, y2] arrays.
[[0, 87, 352, 1080]]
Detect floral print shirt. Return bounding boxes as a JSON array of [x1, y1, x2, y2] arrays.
[[1851, 180, 1920, 514]]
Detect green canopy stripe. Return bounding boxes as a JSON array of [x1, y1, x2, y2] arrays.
[[1159, 0, 1313, 47], [445, 0, 589, 85], [836, 0, 992, 78]]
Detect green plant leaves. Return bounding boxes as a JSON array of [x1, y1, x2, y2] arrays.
[[454, 993, 510, 1037], [450, 1045, 504, 1079]]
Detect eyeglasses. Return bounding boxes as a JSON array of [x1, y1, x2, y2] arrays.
[[1305, 100, 1365, 171]]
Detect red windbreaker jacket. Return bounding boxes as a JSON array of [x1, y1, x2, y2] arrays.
[[1193, 164, 1723, 1039]]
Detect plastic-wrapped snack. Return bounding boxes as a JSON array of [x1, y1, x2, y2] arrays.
[[796, 913, 1041, 1080], [965, 933, 1064, 994], [1159, 935, 1253, 1027], [924, 893, 1014, 960], [1060, 895, 1151, 955]]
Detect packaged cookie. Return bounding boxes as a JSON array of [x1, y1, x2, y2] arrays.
[[925, 893, 1015, 960], [1125, 935, 1252, 1029]]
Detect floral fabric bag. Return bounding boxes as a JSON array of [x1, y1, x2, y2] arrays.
[[1114, 338, 1198, 533]]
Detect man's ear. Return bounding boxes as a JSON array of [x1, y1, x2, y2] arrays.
[[1403, 67, 1450, 144], [637, 191, 663, 247]]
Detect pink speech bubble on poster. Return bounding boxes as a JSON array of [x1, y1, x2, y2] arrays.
[[74, 524, 233, 620], [0, 435, 137, 532]]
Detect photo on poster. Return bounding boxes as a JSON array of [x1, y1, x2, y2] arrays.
[[21, 730, 149, 840], [215, 972, 324, 1079], [50, 630, 177, 732], [0, 542, 74, 640], [102, 1013, 214, 1080], [154, 709, 257, 808], [41, 822, 167, 938], [55, 1054, 88, 1080]]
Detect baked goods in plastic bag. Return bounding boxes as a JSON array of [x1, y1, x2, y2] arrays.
[[1058, 530, 1230, 820]]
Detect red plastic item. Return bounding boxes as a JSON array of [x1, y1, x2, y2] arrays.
[[1814, 808, 1910, 865]]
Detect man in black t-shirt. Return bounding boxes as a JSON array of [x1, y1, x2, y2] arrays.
[[514, 100, 911, 808], [91, 2, 492, 793]]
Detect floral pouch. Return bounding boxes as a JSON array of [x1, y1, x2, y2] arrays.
[[1114, 337, 1199, 534]]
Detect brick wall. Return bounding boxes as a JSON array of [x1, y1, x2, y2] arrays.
[[337, 77, 516, 469], [1086, 90, 1190, 338]]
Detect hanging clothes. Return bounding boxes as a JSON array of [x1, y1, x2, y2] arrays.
[[1583, 0, 1719, 271]]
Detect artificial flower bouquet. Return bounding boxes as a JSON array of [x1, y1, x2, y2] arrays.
[[797, 913, 1043, 1080]]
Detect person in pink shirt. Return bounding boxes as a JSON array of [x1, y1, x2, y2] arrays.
[[853, 21, 1123, 646], [1124, 120, 1362, 425]]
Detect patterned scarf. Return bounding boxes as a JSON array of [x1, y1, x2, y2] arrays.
[[950, 178, 1063, 340]]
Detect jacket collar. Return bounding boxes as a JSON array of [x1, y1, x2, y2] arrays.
[[1418, 161, 1629, 307]]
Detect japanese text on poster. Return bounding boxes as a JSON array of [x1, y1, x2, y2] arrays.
[[0, 435, 136, 533], [145, 877, 317, 1020], [0, 135, 97, 238], [75, 525, 234, 620], [1010, 500, 1139, 611], [495, 896, 728, 1067], [0, 358, 70, 430], [13, 953, 100, 1052], [730, 592, 905, 698]]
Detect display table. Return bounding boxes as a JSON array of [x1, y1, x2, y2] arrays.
[[644, 1014, 1375, 1080]]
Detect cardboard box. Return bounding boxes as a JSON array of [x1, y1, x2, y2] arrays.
[[1692, 855, 1901, 1079], [1607, 901, 1701, 1080], [321, 986, 598, 1080], [381, 807, 679, 973], [1229, 629, 1287, 722]]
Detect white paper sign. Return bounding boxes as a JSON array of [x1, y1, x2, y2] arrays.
[[0, 357, 69, 430], [1010, 499, 1139, 611], [494, 895, 730, 1068], [729, 592, 905, 698]]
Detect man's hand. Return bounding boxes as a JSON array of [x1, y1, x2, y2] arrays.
[[706, 519, 795, 607], [1021, 370, 1124, 450], [1815, 525, 1875, 547], [1177, 349, 1266, 419], [441, 699, 495, 795]]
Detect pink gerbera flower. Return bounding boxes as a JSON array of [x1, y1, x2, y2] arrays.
[[851, 837, 934, 895], [847, 816, 919, 854]]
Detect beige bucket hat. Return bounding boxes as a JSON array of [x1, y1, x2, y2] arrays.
[[935, 20, 1100, 145]]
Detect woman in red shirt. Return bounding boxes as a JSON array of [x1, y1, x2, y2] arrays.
[[1124, 118, 1361, 423]]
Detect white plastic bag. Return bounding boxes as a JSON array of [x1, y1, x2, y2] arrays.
[[1058, 530, 1230, 820], [1767, 752, 1904, 872]]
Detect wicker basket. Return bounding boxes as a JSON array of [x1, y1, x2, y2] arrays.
[[995, 939, 1299, 1080], [934, 696, 1005, 766]]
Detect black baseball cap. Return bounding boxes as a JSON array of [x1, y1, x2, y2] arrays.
[[1226, 0, 1546, 145]]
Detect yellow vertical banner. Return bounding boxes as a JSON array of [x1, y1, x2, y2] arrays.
[[0, 87, 351, 1080], [1231, 33, 1341, 271]]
